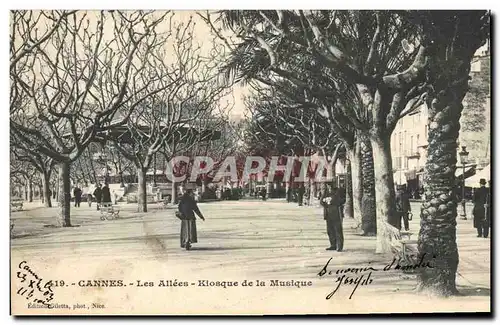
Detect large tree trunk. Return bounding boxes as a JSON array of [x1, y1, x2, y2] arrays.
[[344, 158, 354, 218], [27, 180, 33, 202], [309, 179, 316, 205], [41, 170, 52, 207], [348, 142, 363, 228], [417, 51, 476, 296], [360, 134, 377, 236], [57, 162, 71, 227], [24, 185, 28, 201], [137, 167, 148, 212], [417, 94, 461, 296], [370, 134, 397, 253], [171, 181, 177, 204], [153, 156, 157, 187]]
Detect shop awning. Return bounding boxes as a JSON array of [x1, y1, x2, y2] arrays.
[[455, 165, 475, 177], [465, 164, 490, 188]]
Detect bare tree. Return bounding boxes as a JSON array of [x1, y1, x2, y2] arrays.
[[10, 10, 172, 226], [110, 15, 230, 212], [214, 10, 430, 250], [11, 136, 55, 206]]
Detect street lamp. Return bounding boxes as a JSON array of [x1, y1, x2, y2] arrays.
[[459, 146, 469, 220]]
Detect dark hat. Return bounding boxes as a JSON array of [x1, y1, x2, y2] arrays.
[[480, 178, 487, 185]]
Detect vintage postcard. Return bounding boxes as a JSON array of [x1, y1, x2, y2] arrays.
[[10, 9, 491, 315]]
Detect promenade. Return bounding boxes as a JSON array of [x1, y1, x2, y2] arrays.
[[10, 200, 490, 314]]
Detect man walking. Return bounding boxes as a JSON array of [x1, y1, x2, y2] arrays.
[[101, 182, 111, 204], [73, 185, 82, 207], [93, 184, 102, 211], [297, 184, 305, 207], [320, 185, 344, 252], [395, 185, 412, 231], [473, 178, 490, 238]]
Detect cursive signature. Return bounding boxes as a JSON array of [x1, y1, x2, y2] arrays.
[[16, 261, 55, 308], [318, 254, 436, 299]]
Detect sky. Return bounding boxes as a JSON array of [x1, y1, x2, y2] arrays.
[[158, 10, 250, 120], [11, 10, 250, 120]]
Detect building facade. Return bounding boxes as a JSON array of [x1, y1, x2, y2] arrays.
[[390, 43, 490, 193]]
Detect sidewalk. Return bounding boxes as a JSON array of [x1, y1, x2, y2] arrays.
[[10, 200, 490, 314]]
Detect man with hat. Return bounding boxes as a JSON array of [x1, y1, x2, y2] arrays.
[[395, 185, 412, 231], [473, 178, 490, 238]]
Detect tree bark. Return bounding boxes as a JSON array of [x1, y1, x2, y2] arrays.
[[309, 179, 316, 205], [57, 162, 71, 227], [41, 170, 52, 207], [28, 180, 33, 202], [370, 134, 397, 253], [171, 181, 177, 204], [348, 142, 363, 228], [153, 156, 157, 187], [360, 134, 377, 236], [344, 158, 354, 218], [137, 167, 148, 212], [417, 60, 475, 296]]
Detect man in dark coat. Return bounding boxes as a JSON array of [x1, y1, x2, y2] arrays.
[[395, 185, 412, 231], [473, 178, 490, 238], [101, 183, 111, 204], [338, 187, 346, 219], [286, 187, 292, 203], [320, 185, 344, 252], [73, 185, 82, 207], [93, 184, 102, 211], [260, 187, 267, 201], [297, 184, 305, 206], [178, 189, 205, 250]]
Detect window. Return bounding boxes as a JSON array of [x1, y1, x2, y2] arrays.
[[417, 134, 420, 147], [399, 132, 402, 155], [404, 131, 407, 154], [394, 157, 401, 169]]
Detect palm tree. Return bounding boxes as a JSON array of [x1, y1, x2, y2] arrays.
[[360, 133, 376, 236], [408, 10, 490, 296]]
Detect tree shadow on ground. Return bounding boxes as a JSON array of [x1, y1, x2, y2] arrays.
[[189, 246, 306, 251], [188, 247, 245, 251], [115, 215, 144, 220], [11, 233, 38, 239], [457, 286, 491, 297]]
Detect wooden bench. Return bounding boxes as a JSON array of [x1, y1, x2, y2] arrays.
[[159, 198, 170, 210], [100, 203, 120, 221], [10, 201, 23, 212], [382, 222, 418, 268]]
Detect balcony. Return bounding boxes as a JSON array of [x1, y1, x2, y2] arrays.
[[417, 141, 428, 149], [406, 151, 420, 159]]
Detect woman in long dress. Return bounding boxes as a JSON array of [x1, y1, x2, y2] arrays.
[[178, 189, 205, 250]]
